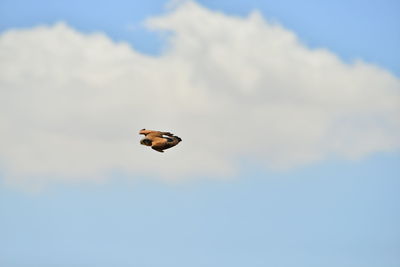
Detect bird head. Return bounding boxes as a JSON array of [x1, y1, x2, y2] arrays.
[[140, 138, 152, 146]]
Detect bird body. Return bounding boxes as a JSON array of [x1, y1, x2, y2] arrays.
[[139, 129, 182, 152]]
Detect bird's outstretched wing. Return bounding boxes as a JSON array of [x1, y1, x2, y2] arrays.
[[139, 129, 173, 138]]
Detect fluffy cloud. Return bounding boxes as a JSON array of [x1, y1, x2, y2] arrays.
[[0, 1, 399, 187]]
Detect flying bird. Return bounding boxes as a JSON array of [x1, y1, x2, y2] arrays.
[[139, 129, 182, 153]]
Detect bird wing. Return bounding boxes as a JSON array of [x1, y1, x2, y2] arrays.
[[146, 131, 164, 138]]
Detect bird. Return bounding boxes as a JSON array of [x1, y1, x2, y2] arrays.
[[139, 129, 182, 153]]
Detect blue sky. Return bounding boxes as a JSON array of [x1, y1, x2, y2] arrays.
[[1, 0, 399, 72], [0, 1, 399, 267]]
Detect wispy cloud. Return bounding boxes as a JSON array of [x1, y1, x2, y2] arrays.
[[0, 1, 399, 188]]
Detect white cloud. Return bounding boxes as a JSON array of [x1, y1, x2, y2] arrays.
[[0, 1, 399, 187]]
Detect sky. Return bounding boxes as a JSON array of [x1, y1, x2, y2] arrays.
[[0, 0, 399, 266]]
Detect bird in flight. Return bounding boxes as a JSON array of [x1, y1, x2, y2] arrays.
[[139, 129, 182, 153]]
